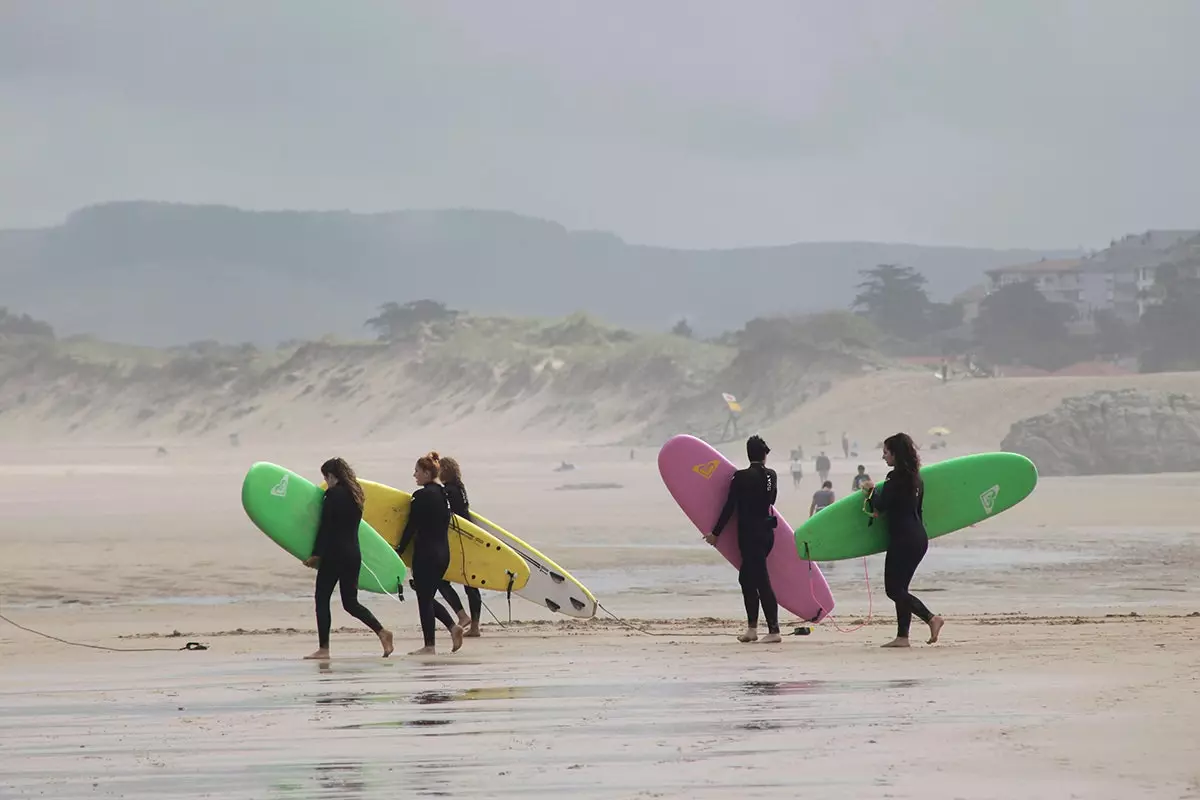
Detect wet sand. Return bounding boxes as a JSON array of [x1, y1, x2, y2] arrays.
[[2, 443, 1199, 798]]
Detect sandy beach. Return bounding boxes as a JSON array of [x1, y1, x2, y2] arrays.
[[2, 441, 1199, 799]]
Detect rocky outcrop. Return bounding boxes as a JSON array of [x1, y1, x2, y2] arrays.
[[1001, 390, 1200, 476]]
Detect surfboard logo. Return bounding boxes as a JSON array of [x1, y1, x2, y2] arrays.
[[979, 485, 999, 515], [271, 475, 289, 497], [692, 460, 720, 479]]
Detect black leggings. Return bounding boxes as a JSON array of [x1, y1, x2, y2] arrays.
[[739, 546, 779, 634], [438, 582, 482, 623], [413, 551, 456, 647], [315, 555, 383, 649], [884, 537, 935, 638]]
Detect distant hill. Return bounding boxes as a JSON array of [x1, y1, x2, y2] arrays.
[[1, 201, 1073, 345]]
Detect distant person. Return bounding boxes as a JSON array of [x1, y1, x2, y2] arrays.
[[859, 433, 945, 648], [789, 454, 804, 487], [815, 451, 831, 484], [841, 432, 850, 459], [851, 465, 871, 492], [435, 456, 482, 638], [397, 451, 464, 655], [810, 480, 835, 516], [703, 435, 781, 645], [303, 458, 394, 660]]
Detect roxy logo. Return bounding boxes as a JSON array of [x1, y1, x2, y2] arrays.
[[692, 460, 720, 479], [271, 475, 289, 497], [979, 485, 999, 515]]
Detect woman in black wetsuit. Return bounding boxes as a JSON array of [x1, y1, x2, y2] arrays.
[[860, 433, 945, 648], [396, 451, 464, 655], [435, 456, 483, 638], [303, 458, 394, 660], [704, 435, 782, 645]]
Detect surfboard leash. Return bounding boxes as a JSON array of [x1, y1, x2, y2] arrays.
[[801, 543, 874, 634], [0, 601, 209, 653]]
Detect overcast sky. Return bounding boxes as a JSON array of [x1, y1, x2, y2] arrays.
[[2, 0, 1199, 249]]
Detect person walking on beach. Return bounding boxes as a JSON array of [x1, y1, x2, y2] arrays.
[[841, 432, 850, 459], [397, 451, 464, 655], [704, 435, 782, 644], [434, 456, 483, 638], [789, 453, 804, 488], [809, 480, 835, 517], [815, 451, 831, 485], [859, 433, 945, 648], [303, 458, 394, 660]]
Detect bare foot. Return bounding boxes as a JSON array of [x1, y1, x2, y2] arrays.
[[451, 625, 465, 653], [379, 629, 394, 658], [881, 637, 911, 648], [456, 611, 471, 628], [304, 648, 330, 660], [927, 616, 945, 644], [409, 645, 435, 656], [464, 624, 482, 638], [757, 632, 783, 644], [737, 628, 759, 643]]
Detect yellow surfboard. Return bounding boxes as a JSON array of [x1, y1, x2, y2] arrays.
[[355, 480, 530, 592]]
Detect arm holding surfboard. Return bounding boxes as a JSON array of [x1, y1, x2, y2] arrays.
[[306, 485, 343, 568], [704, 476, 738, 545]]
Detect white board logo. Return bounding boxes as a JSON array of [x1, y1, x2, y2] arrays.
[[979, 485, 999, 515], [271, 475, 289, 497]]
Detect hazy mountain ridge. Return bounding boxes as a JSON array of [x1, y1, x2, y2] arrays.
[[2, 201, 1072, 346]]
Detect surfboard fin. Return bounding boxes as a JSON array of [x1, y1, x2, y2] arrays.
[[549, 571, 566, 584], [545, 599, 561, 613], [570, 598, 587, 611]]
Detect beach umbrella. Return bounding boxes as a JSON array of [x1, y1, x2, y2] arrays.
[[928, 426, 951, 437]]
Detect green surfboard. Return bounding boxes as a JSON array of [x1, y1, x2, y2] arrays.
[[241, 462, 406, 594], [794, 452, 1038, 562]]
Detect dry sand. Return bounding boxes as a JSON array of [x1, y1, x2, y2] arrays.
[[2, 440, 1199, 799]]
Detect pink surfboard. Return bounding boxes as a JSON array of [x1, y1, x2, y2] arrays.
[[658, 434, 834, 623]]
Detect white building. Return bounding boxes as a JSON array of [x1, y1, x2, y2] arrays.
[[978, 231, 1200, 329]]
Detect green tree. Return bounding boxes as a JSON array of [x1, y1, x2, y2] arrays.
[[1092, 309, 1136, 358], [974, 281, 1074, 368], [365, 300, 459, 341], [852, 264, 934, 340], [0, 307, 55, 338], [1140, 263, 1200, 372], [670, 318, 694, 339]]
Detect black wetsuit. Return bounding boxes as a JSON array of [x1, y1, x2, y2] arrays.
[[870, 470, 935, 638], [397, 483, 457, 646], [712, 462, 780, 634], [436, 481, 482, 624], [312, 483, 383, 649]]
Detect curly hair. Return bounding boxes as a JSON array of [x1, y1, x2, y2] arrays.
[[883, 433, 922, 494], [320, 457, 365, 510], [438, 455, 463, 486]]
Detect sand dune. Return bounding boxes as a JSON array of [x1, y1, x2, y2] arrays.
[[763, 369, 1200, 452]]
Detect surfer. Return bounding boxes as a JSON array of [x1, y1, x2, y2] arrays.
[[397, 451, 464, 655], [703, 435, 782, 644], [809, 480, 835, 516], [789, 453, 804, 488], [859, 433, 945, 648], [303, 458, 394, 660], [434, 456, 483, 638]]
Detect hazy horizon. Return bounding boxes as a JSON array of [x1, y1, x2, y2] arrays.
[[4, 1, 1200, 251]]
